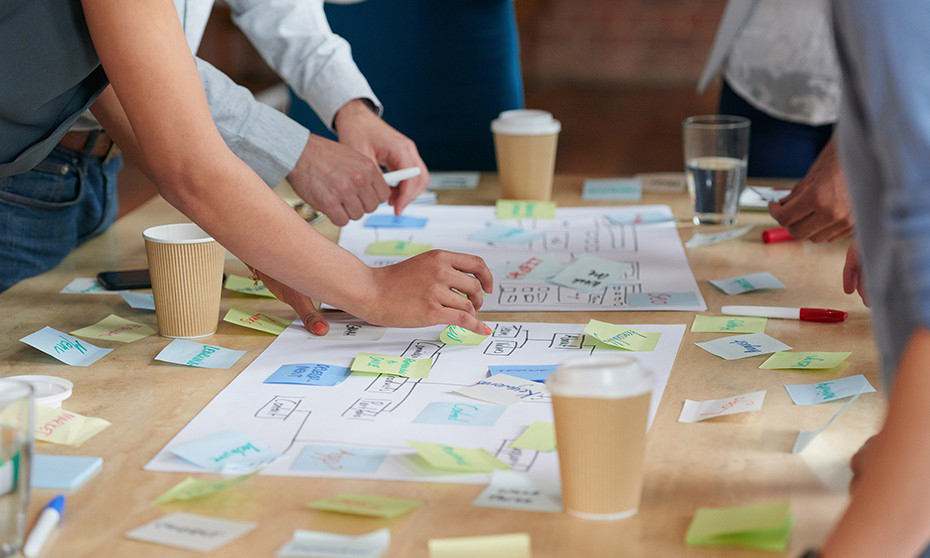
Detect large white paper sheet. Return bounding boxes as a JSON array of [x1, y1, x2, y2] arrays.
[[146, 320, 685, 485], [336, 205, 705, 312]]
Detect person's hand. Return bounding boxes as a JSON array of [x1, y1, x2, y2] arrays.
[[849, 434, 880, 495], [843, 242, 870, 306], [334, 99, 430, 215], [768, 138, 854, 242], [366, 250, 494, 334], [249, 268, 330, 336], [286, 133, 391, 226]]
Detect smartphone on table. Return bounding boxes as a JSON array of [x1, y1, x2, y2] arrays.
[[97, 269, 151, 290]]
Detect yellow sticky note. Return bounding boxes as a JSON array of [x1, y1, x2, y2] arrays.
[[351, 353, 432, 378], [584, 319, 657, 351], [365, 240, 432, 256], [429, 533, 531, 558], [224, 274, 276, 298], [153, 472, 256, 505], [223, 307, 292, 335], [685, 500, 793, 551], [759, 351, 851, 370], [440, 325, 488, 346], [408, 440, 509, 473], [691, 315, 767, 333], [496, 199, 557, 220], [510, 422, 556, 452], [70, 314, 155, 343], [34, 404, 110, 446], [308, 493, 422, 518]]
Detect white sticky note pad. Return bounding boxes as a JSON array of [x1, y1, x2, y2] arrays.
[[454, 374, 549, 405], [548, 254, 633, 292], [472, 471, 561, 513], [709, 272, 785, 295], [695, 333, 792, 360], [678, 390, 766, 423], [125, 513, 256, 553]]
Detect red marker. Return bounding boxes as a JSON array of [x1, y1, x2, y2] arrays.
[[721, 305, 848, 323], [762, 227, 792, 243]]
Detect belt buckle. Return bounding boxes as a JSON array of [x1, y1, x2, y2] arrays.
[[102, 142, 120, 165]]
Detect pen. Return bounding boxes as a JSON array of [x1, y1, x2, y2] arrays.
[[722, 305, 848, 323], [761, 227, 792, 243], [382, 167, 422, 186], [23, 494, 65, 557]]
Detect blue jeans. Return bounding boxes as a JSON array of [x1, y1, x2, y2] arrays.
[[0, 139, 121, 292]]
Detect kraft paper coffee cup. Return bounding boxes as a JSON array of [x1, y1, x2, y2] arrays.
[[143, 224, 224, 339], [492, 109, 561, 201], [546, 354, 654, 520]]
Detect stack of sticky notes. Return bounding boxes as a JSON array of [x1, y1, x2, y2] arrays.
[[32, 455, 103, 490]]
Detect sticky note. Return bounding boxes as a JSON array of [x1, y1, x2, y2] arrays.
[[308, 493, 422, 519], [582, 178, 642, 201], [365, 240, 432, 256], [440, 325, 489, 346], [678, 391, 766, 423], [510, 422, 556, 451], [488, 365, 556, 383], [31, 455, 103, 490], [685, 500, 792, 551], [414, 402, 505, 427], [264, 363, 350, 387], [224, 274, 276, 298], [468, 225, 543, 244], [454, 374, 548, 406], [784, 375, 876, 405], [605, 211, 674, 226], [351, 353, 431, 378], [71, 314, 155, 343], [125, 512, 257, 553], [496, 199, 556, 219], [709, 272, 785, 295], [364, 214, 428, 228], [407, 441, 509, 473], [584, 319, 656, 351], [627, 291, 700, 307], [34, 404, 111, 446], [120, 292, 156, 310], [636, 172, 686, 192], [60, 277, 124, 295], [428, 533, 531, 558], [695, 333, 792, 360], [291, 445, 389, 473], [223, 307, 292, 335], [311, 322, 386, 341], [155, 339, 247, 369], [691, 315, 767, 333], [793, 392, 863, 453], [685, 225, 753, 248], [277, 528, 391, 558], [494, 257, 562, 282], [153, 472, 256, 505], [549, 254, 633, 292], [428, 172, 480, 190], [20, 326, 113, 366], [171, 430, 280, 472], [759, 351, 852, 370], [472, 471, 561, 513]]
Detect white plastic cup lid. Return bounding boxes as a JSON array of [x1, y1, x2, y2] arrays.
[[546, 355, 653, 399], [143, 223, 215, 244], [491, 109, 562, 135], [5, 375, 73, 408]]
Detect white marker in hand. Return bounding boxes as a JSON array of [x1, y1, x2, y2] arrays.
[[382, 167, 422, 186]]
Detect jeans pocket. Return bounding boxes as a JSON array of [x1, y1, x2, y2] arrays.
[[0, 156, 84, 210]]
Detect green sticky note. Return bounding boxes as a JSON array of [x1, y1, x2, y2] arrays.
[[351, 353, 432, 378], [408, 440, 509, 473], [152, 472, 256, 505], [584, 319, 657, 351], [510, 422, 556, 452], [496, 200, 557, 219], [365, 240, 432, 256], [70, 314, 155, 343], [685, 500, 793, 551], [308, 492, 422, 518], [440, 325, 488, 346], [691, 315, 767, 333], [224, 274, 276, 298], [759, 351, 852, 370], [223, 307, 292, 335]]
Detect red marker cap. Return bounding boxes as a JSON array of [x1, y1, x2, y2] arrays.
[[762, 227, 792, 243], [799, 308, 848, 323]]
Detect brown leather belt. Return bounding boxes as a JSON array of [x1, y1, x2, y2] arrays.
[[58, 130, 119, 163]]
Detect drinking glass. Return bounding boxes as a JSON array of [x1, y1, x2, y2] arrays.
[[0, 380, 32, 557], [682, 115, 750, 225]]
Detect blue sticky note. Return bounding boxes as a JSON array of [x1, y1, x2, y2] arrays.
[[291, 445, 389, 473], [155, 339, 246, 369], [488, 365, 557, 383], [605, 211, 673, 226], [627, 292, 701, 308], [413, 402, 505, 427], [120, 292, 156, 311], [784, 375, 876, 406], [171, 430, 280, 471], [583, 178, 642, 201], [364, 214, 428, 228], [468, 225, 543, 244], [19, 326, 113, 367], [709, 272, 785, 295], [264, 363, 350, 387], [32, 455, 103, 490]]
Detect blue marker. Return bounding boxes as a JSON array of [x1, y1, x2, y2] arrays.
[[23, 494, 64, 557]]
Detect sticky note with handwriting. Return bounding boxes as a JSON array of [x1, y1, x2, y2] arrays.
[[311, 322, 386, 341], [264, 363, 349, 387], [695, 333, 791, 360], [494, 257, 562, 281], [488, 364, 557, 383], [171, 430, 280, 472], [308, 492, 422, 519], [155, 339, 247, 369], [510, 421, 556, 451], [60, 277, 124, 295], [351, 353, 431, 378], [685, 500, 792, 551], [407, 440, 509, 473], [414, 402, 505, 427], [784, 374, 875, 405], [365, 240, 432, 256], [153, 472, 256, 505], [455, 374, 548, 405], [468, 225, 543, 244], [472, 471, 561, 513], [605, 211, 674, 226], [224, 274, 276, 298], [496, 199, 556, 219], [120, 292, 156, 310], [20, 326, 113, 366], [626, 291, 701, 307], [125, 512, 256, 553], [549, 254, 633, 292], [759, 351, 851, 370], [678, 391, 766, 423], [584, 319, 656, 351], [277, 528, 390, 558], [364, 214, 428, 228], [440, 325, 489, 346], [34, 404, 111, 446], [429, 172, 480, 190], [70, 314, 155, 343], [223, 307, 292, 335], [691, 315, 767, 333], [428, 533, 532, 558], [709, 272, 785, 295], [291, 445, 389, 473], [582, 178, 642, 201]]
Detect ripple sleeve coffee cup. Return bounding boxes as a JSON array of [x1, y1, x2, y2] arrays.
[[546, 354, 654, 520], [143, 223, 225, 339], [492, 109, 561, 201]]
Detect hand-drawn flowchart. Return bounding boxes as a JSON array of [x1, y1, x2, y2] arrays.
[[337, 205, 706, 312], [146, 320, 686, 485]]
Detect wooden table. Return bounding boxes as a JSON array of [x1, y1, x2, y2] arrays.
[[0, 175, 880, 557]]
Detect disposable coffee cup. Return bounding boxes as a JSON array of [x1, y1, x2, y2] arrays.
[[143, 223, 224, 339], [546, 354, 654, 520], [492, 109, 561, 201]]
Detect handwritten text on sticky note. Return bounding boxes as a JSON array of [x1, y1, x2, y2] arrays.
[[223, 307, 292, 335], [155, 339, 246, 369], [695, 333, 792, 360], [440, 325, 489, 346], [584, 319, 656, 351], [224, 274, 276, 298], [171, 430, 280, 472], [691, 315, 767, 333], [407, 440, 509, 473], [455, 374, 548, 405], [264, 363, 349, 387], [549, 254, 633, 292], [709, 272, 785, 295], [759, 351, 851, 370], [20, 326, 113, 366], [351, 353, 432, 378], [678, 391, 766, 423], [784, 374, 875, 405], [70, 314, 155, 343], [496, 200, 557, 220]]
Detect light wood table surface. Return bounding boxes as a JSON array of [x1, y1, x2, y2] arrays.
[[0, 175, 880, 557]]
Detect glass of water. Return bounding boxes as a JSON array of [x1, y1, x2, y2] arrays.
[[0, 381, 32, 557], [682, 115, 750, 225]]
